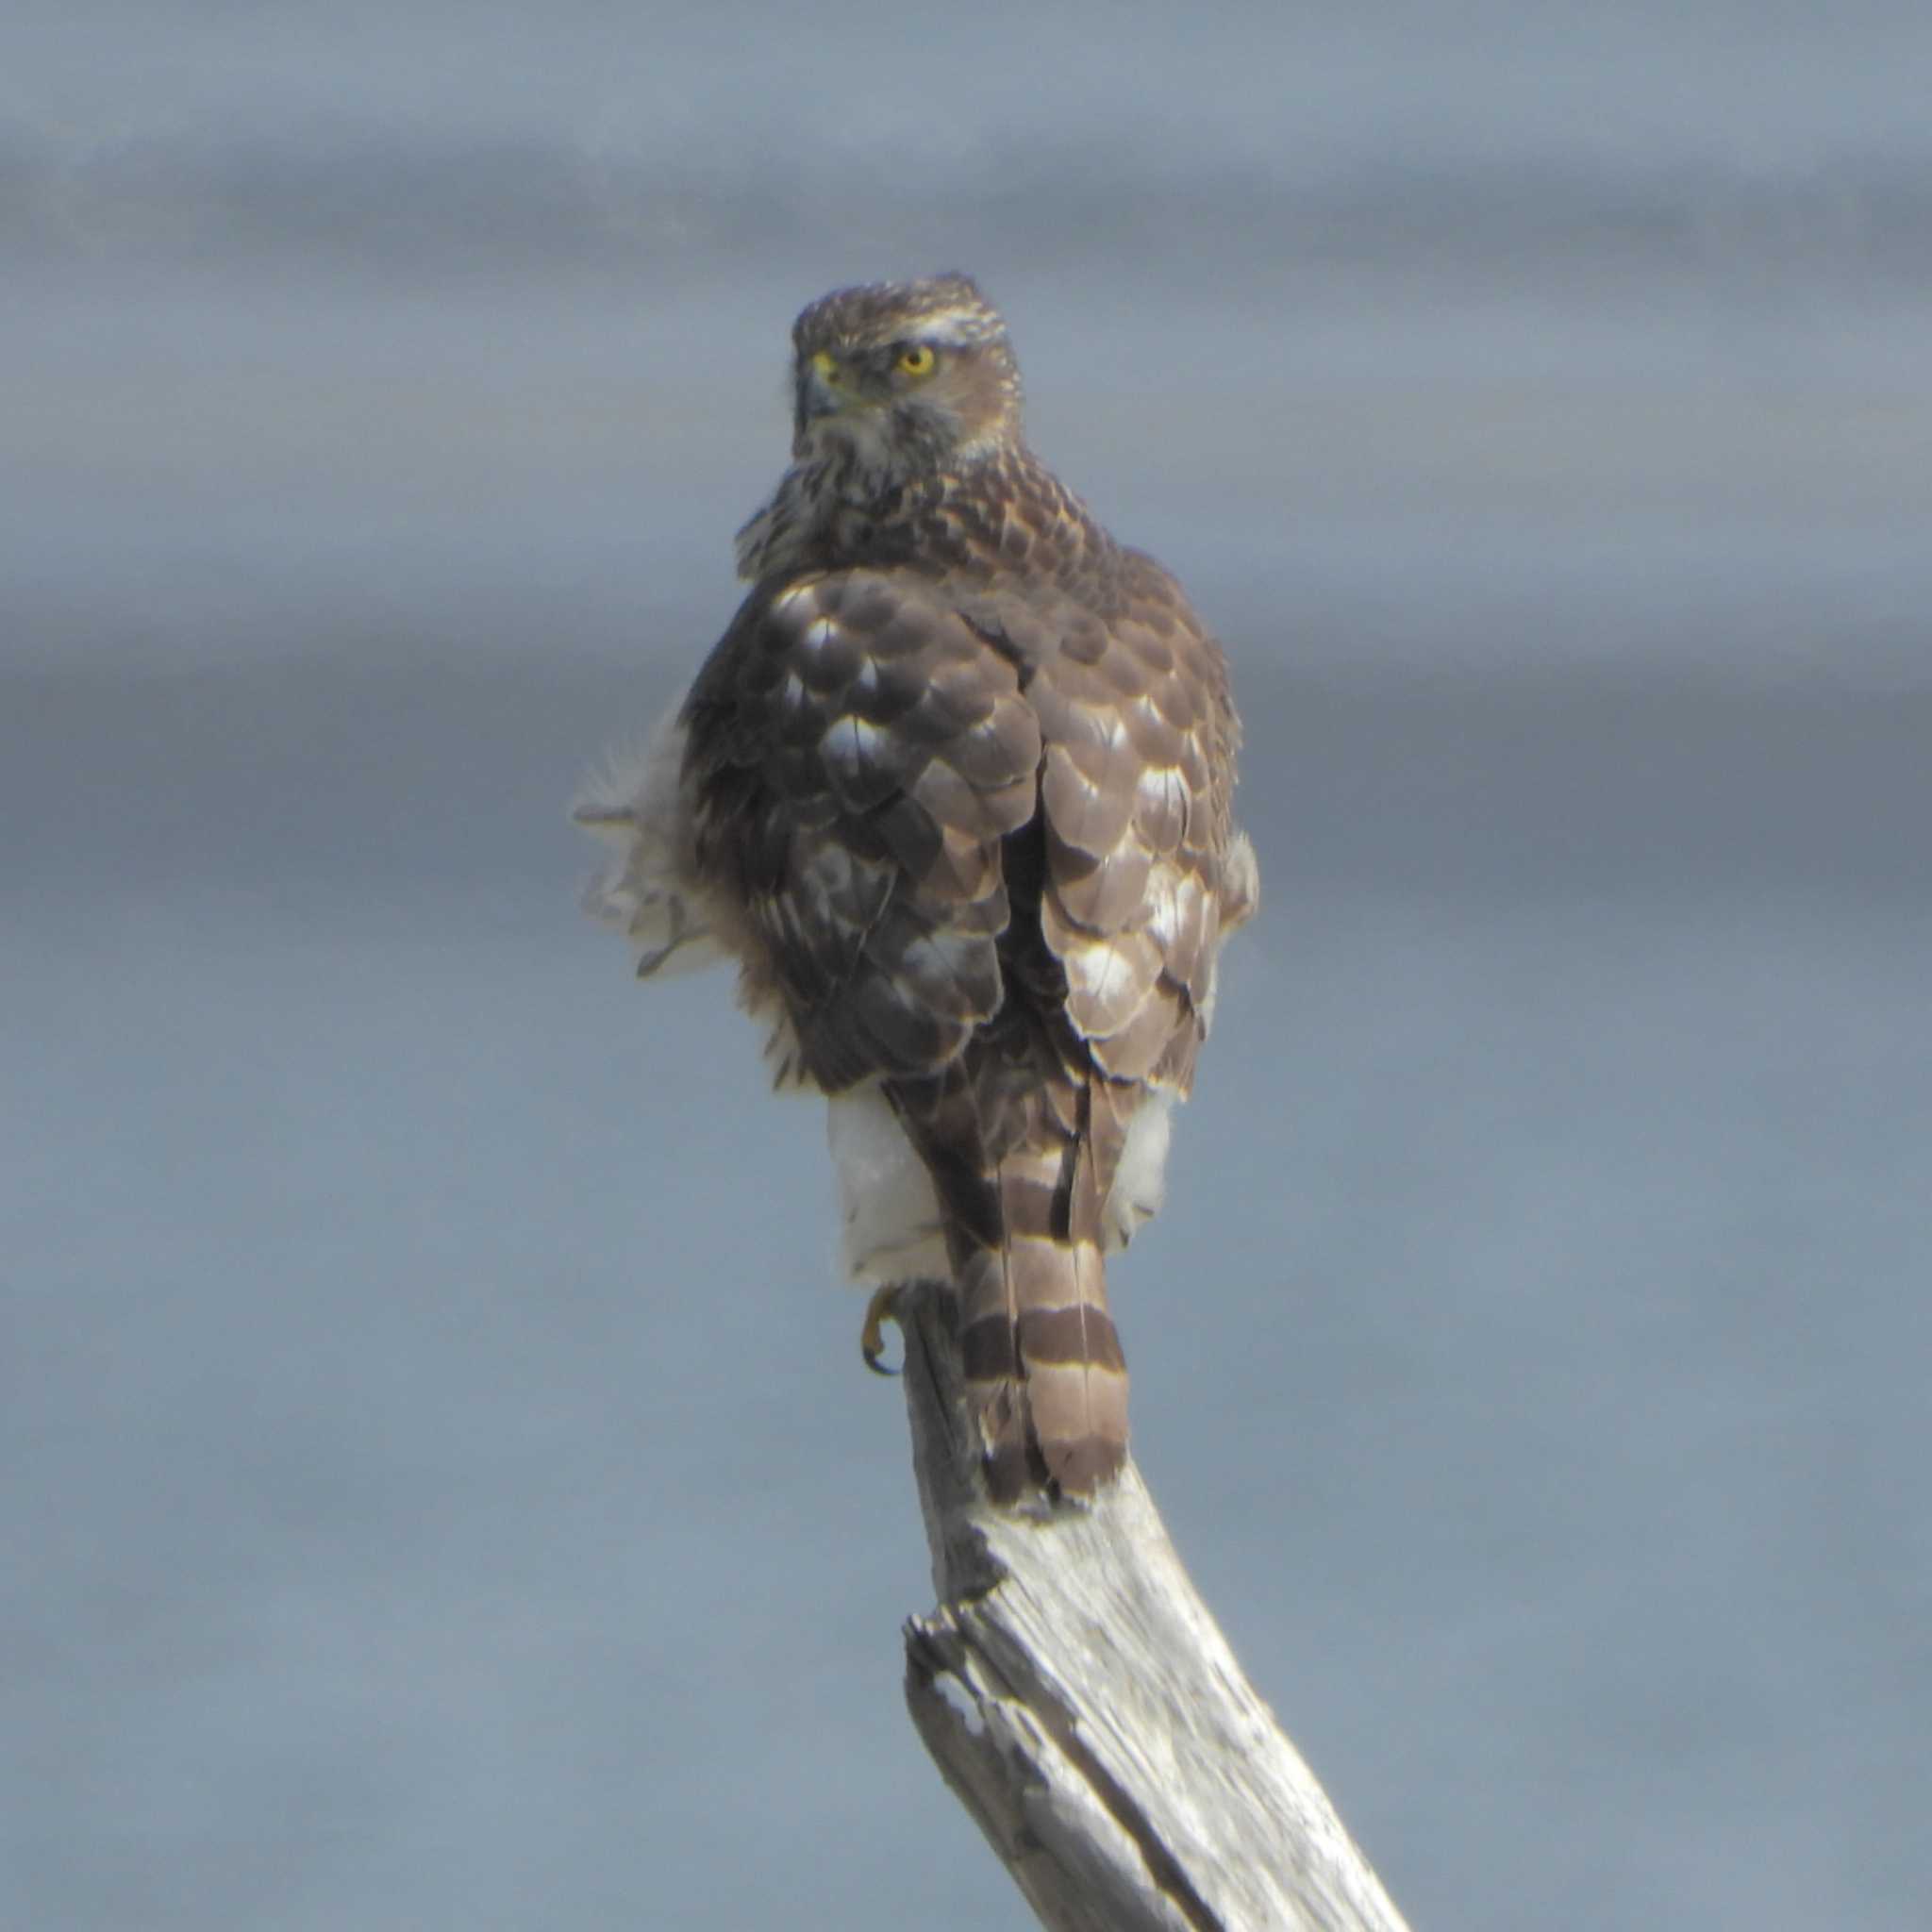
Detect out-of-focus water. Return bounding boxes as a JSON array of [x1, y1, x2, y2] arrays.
[[5, 6, 1929, 1927]]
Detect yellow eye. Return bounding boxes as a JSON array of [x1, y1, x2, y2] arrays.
[[897, 344, 937, 377]]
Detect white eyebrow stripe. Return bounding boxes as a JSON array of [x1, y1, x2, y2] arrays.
[[909, 308, 1000, 347]]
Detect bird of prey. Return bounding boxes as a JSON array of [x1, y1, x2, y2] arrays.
[[576, 274, 1255, 1504]]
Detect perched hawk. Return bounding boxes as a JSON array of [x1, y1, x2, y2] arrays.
[[577, 275, 1255, 1503]]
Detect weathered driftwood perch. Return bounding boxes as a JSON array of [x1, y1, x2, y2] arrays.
[[891, 1279, 1412, 1932]]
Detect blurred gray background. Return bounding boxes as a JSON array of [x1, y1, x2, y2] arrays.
[[4, 3, 1928, 1927]]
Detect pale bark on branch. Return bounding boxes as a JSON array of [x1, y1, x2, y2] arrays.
[[892, 1279, 1412, 1932]]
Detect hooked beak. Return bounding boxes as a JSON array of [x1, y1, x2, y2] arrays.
[[794, 349, 854, 443]]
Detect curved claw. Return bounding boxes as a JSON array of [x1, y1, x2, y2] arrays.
[[860, 1283, 903, 1377]]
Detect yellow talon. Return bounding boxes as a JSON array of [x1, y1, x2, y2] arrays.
[[861, 1284, 903, 1376]]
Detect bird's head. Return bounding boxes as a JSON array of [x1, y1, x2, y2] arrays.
[[788, 273, 1023, 474]]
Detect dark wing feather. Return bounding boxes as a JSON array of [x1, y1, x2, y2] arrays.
[[683, 568, 1042, 1091], [1026, 549, 1241, 1099]]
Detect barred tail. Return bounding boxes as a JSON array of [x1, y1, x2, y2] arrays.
[[954, 1145, 1129, 1503]]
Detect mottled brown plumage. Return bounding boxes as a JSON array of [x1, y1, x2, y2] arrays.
[[578, 274, 1255, 1504]]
